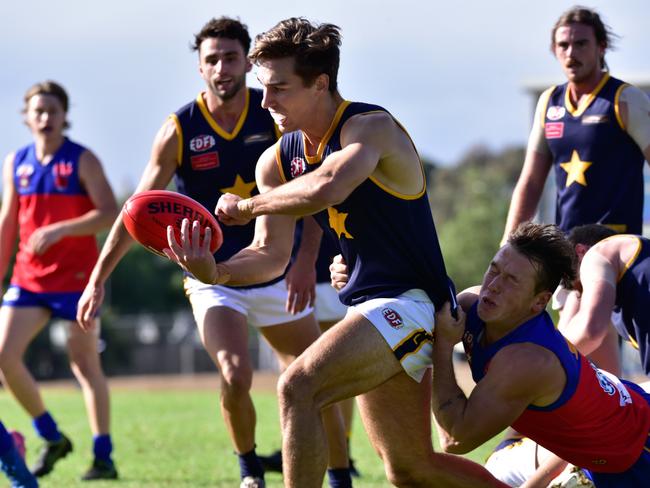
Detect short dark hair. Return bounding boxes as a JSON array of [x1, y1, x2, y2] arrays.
[[508, 222, 577, 293], [250, 17, 341, 92], [23, 80, 70, 129], [551, 6, 617, 70], [567, 223, 617, 247], [191, 17, 251, 54]]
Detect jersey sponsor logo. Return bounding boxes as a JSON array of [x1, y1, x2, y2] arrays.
[[590, 362, 633, 406], [290, 157, 307, 178], [189, 134, 216, 153], [545, 122, 564, 139], [244, 132, 274, 145], [546, 105, 566, 121], [382, 308, 403, 329], [16, 163, 34, 188], [53, 161, 73, 190], [190, 152, 220, 170], [581, 115, 608, 125]]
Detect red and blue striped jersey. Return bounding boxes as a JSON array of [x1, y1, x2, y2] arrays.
[[11, 138, 98, 292]]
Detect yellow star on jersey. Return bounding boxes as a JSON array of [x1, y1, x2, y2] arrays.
[[328, 207, 353, 239], [219, 174, 257, 198], [560, 150, 593, 187]]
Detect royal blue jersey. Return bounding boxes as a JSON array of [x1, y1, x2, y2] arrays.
[[171, 89, 279, 287], [542, 74, 645, 234], [613, 235, 650, 374], [463, 303, 650, 473], [276, 101, 455, 307]]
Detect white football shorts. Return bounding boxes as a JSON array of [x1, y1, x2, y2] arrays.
[[352, 289, 434, 382], [184, 277, 313, 328], [315, 283, 347, 322]]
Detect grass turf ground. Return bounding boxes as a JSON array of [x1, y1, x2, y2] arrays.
[[0, 381, 500, 487]]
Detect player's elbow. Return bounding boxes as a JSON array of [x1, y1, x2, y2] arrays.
[[437, 429, 480, 455]]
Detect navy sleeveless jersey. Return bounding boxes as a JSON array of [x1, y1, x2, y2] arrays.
[[542, 74, 645, 234], [276, 101, 454, 307], [614, 236, 650, 374], [171, 89, 279, 287], [463, 303, 650, 472]]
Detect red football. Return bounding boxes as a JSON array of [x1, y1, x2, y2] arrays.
[[122, 190, 223, 257]]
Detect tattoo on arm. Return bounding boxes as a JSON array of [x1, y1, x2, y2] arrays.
[[439, 393, 466, 412]]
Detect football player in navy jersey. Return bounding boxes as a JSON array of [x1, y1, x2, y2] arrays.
[[76, 18, 349, 488], [503, 6, 650, 239], [166, 17, 507, 488], [503, 4, 650, 389]]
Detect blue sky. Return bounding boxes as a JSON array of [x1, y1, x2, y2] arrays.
[[1, 0, 648, 194]]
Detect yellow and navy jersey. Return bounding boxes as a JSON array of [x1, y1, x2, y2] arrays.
[[171, 88, 279, 287], [614, 235, 650, 374], [464, 303, 650, 473], [542, 74, 645, 234], [276, 101, 455, 307], [11, 138, 99, 292]]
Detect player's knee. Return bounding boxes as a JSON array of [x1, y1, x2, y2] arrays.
[[0, 348, 21, 372], [385, 463, 429, 487], [277, 366, 317, 409], [219, 361, 253, 396], [69, 352, 102, 380]]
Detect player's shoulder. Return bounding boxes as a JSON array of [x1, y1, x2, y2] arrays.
[[491, 342, 557, 384]]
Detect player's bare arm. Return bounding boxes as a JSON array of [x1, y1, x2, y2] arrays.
[[27, 149, 118, 256], [560, 246, 618, 354], [77, 118, 179, 329], [502, 92, 554, 244], [618, 85, 650, 162], [285, 216, 321, 314], [432, 302, 563, 454], [167, 145, 296, 287], [0, 152, 19, 289], [219, 112, 411, 223]]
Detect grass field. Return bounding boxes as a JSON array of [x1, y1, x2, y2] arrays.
[[0, 377, 500, 487]]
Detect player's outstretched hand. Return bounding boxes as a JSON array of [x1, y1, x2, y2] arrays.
[[434, 302, 466, 347], [164, 218, 220, 284], [329, 254, 349, 291], [77, 282, 105, 332], [216, 193, 252, 226]]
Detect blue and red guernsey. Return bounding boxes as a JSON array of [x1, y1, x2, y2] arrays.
[[11, 138, 98, 292], [276, 101, 455, 307], [542, 74, 645, 234], [171, 88, 278, 287], [463, 303, 650, 473], [612, 235, 650, 375]]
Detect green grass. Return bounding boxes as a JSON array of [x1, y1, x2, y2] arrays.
[[0, 385, 499, 487]]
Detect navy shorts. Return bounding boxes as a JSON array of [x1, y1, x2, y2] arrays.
[[2, 285, 83, 321]]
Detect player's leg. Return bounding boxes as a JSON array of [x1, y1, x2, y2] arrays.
[[66, 317, 117, 480], [0, 420, 37, 488], [0, 292, 72, 478], [259, 315, 349, 473], [186, 278, 264, 485], [357, 370, 506, 487], [0, 305, 50, 417], [198, 306, 255, 452]]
